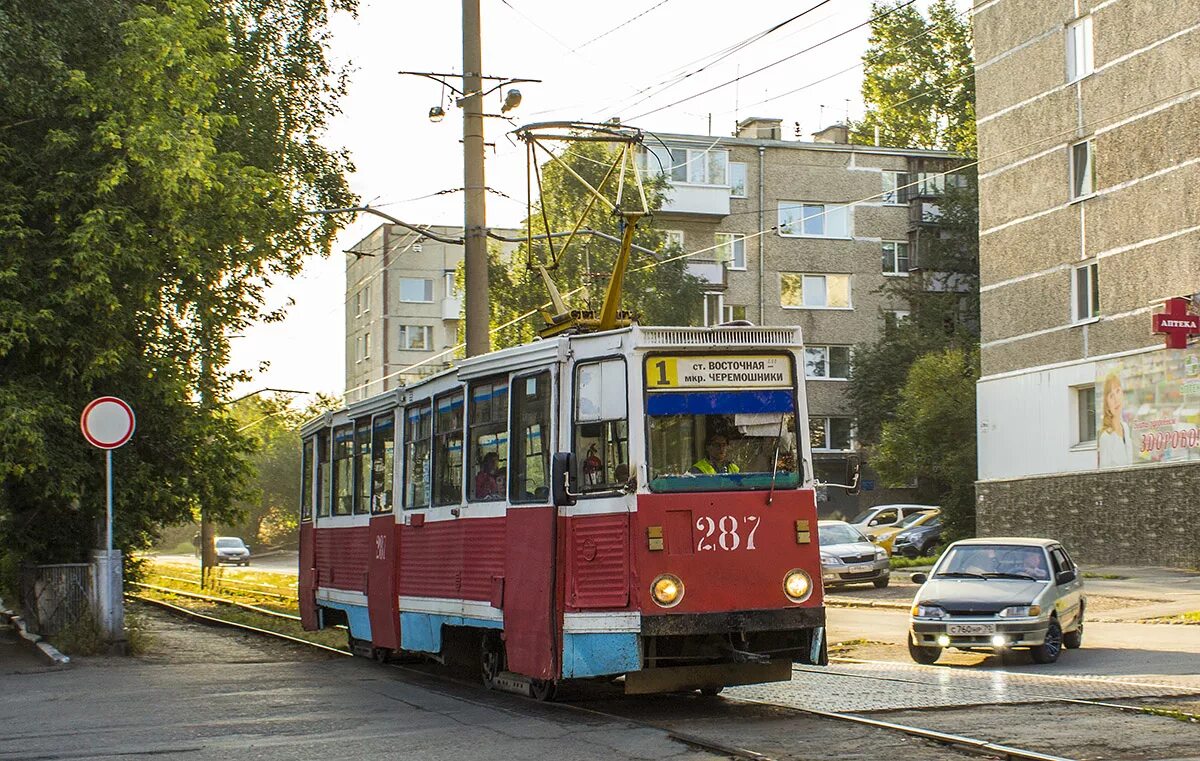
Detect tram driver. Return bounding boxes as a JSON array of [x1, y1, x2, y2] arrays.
[[690, 432, 740, 475]]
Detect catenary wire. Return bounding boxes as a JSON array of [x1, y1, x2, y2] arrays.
[[575, 0, 675, 50]]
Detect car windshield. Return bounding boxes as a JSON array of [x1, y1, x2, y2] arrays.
[[936, 545, 1050, 580], [899, 511, 934, 527], [849, 509, 875, 525], [819, 524, 868, 546], [215, 538, 245, 549]]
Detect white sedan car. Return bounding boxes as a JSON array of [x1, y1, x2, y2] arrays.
[[908, 537, 1085, 665]]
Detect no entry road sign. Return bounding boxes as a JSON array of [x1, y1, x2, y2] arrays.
[[81, 397, 136, 450]]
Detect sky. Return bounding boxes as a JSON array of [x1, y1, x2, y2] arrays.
[[228, 0, 964, 403]]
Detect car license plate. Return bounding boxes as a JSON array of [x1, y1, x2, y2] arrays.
[[947, 623, 995, 635], [849, 564, 873, 573]]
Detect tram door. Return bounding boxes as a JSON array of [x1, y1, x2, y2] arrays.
[[502, 371, 560, 679], [366, 413, 400, 650], [299, 434, 321, 630]]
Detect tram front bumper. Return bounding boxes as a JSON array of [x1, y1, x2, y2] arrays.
[[640, 605, 825, 636]]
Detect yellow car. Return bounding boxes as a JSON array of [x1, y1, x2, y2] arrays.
[[873, 509, 940, 554]]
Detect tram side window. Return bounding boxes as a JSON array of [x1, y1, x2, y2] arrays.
[[433, 391, 465, 506], [317, 430, 331, 517], [332, 423, 354, 515], [371, 414, 395, 513], [404, 403, 432, 509], [300, 438, 314, 521], [511, 372, 552, 503], [354, 419, 371, 514], [469, 379, 509, 501], [574, 359, 629, 492]]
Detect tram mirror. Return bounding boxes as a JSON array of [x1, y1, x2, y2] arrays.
[[552, 452, 578, 506]]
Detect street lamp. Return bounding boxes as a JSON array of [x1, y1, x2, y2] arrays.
[[428, 105, 446, 123]]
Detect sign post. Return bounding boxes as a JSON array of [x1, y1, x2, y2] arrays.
[[81, 397, 136, 647]]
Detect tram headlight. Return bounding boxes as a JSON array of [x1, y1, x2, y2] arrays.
[[783, 569, 813, 603], [651, 574, 684, 608]]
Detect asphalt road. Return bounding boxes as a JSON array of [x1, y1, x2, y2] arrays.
[[153, 551, 299, 574]]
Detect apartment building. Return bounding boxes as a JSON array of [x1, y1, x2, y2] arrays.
[[973, 2, 1200, 565], [642, 118, 960, 516], [344, 122, 961, 516], [344, 224, 519, 401]]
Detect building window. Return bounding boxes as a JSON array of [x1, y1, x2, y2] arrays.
[[353, 290, 361, 317], [778, 202, 850, 238], [662, 230, 683, 250], [780, 273, 851, 309], [810, 417, 855, 451], [804, 346, 851, 380], [886, 309, 911, 327], [1075, 386, 1097, 445], [399, 277, 434, 303], [398, 325, 432, 351], [362, 332, 370, 360], [882, 241, 910, 275], [1072, 261, 1099, 323], [360, 287, 370, 314], [703, 292, 725, 326], [722, 304, 747, 323], [444, 271, 462, 301], [729, 162, 748, 197], [468, 379, 509, 502], [1066, 16, 1094, 82], [716, 233, 746, 270], [882, 171, 909, 204], [641, 145, 729, 186], [1071, 140, 1094, 199]]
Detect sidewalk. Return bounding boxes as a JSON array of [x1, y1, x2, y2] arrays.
[[825, 564, 1200, 622]]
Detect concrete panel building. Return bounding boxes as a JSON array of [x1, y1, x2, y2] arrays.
[[973, 1, 1200, 564]]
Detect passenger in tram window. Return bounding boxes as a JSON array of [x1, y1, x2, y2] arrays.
[[690, 433, 740, 475], [614, 463, 634, 490], [474, 451, 503, 500]]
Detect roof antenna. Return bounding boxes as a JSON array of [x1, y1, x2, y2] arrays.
[[844, 98, 850, 124], [818, 104, 825, 128]]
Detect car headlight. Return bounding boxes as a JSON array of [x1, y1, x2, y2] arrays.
[[998, 605, 1041, 618], [819, 552, 841, 564], [651, 574, 684, 608], [783, 569, 813, 603], [911, 603, 947, 618], [874, 547, 888, 560]]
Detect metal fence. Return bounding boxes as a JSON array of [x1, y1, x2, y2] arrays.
[[20, 563, 94, 636]]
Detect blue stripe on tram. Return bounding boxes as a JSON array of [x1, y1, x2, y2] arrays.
[[646, 390, 795, 415]]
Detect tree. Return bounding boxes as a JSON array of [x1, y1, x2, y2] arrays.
[[487, 140, 706, 349], [0, 0, 355, 586], [872, 348, 979, 540], [851, 0, 976, 155]]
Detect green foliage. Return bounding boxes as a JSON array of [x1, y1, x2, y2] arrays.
[[851, 0, 976, 156], [0, 1, 355, 577], [488, 141, 705, 349], [873, 349, 979, 541], [889, 553, 941, 569]]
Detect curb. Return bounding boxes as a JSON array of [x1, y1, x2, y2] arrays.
[[825, 595, 911, 610], [0, 599, 71, 667]]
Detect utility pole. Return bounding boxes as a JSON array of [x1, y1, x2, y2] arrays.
[[462, 0, 488, 358]]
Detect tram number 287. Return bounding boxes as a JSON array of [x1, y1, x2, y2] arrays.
[[696, 515, 760, 552]]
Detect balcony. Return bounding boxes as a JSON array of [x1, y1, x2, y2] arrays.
[[660, 183, 731, 217], [442, 297, 462, 320], [686, 260, 726, 287]]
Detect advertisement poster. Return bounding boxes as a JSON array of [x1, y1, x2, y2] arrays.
[[1095, 349, 1200, 468]]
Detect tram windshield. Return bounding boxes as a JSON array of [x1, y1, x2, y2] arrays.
[[645, 353, 801, 492]]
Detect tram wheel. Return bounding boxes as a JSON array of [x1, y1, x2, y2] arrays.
[[530, 678, 557, 702], [481, 632, 504, 689], [699, 686, 724, 697]]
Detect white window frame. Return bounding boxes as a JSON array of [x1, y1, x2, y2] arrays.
[[804, 346, 852, 381], [1066, 16, 1094, 83], [1072, 384, 1097, 447], [1070, 139, 1095, 200], [715, 233, 746, 270], [780, 273, 852, 310], [398, 277, 434, 303], [662, 230, 684, 250], [1071, 260, 1099, 324], [778, 202, 850, 239], [881, 171, 909, 205], [882, 240, 911, 276], [702, 291, 725, 326], [810, 416, 856, 452], [721, 304, 747, 323], [354, 335, 363, 363], [887, 310, 911, 326], [729, 162, 748, 198], [361, 287, 370, 314], [398, 325, 433, 351], [443, 271, 461, 301]]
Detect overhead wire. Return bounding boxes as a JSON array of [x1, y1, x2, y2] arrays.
[[575, 0, 674, 50]]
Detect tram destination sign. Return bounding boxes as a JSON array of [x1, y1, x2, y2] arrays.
[[646, 355, 792, 390]]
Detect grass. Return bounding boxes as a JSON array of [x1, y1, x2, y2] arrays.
[[890, 554, 938, 569], [1139, 705, 1200, 723], [1145, 611, 1200, 625], [1083, 572, 1129, 580]]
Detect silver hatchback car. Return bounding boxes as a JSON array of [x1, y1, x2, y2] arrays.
[[908, 538, 1084, 665]]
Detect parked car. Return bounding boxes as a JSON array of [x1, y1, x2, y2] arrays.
[[907, 538, 1085, 665], [849, 504, 939, 540], [818, 520, 891, 588], [874, 509, 940, 555], [214, 536, 251, 566], [892, 516, 943, 558]]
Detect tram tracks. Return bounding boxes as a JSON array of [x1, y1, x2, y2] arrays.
[[130, 589, 1103, 761]]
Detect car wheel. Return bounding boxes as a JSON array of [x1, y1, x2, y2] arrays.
[[1030, 617, 1063, 664], [699, 686, 724, 697], [873, 577, 890, 589], [1063, 612, 1084, 649], [908, 637, 941, 665]]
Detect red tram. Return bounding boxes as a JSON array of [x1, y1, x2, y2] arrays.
[[298, 325, 826, 697]]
